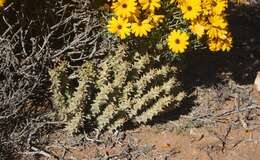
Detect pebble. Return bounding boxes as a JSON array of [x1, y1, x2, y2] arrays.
[[252, 71, 260, 104], [254, 71, 260, 92]]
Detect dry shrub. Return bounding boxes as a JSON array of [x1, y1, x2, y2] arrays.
[[0, 0, 114, 158]]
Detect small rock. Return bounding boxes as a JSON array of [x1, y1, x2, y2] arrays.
[[254, 71, 260, 92], [252, 71, 260, 104]]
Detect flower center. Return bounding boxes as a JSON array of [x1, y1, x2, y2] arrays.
[[187, 6, 192, 11], [175, 39, 180, 44], [212, 1, 217, 7], [122, 3, 127, 8], [138, 22, 142, 26], [117, 25, 122, 30]]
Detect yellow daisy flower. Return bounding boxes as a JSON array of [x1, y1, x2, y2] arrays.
[[189, 22, 205, 38], [208, 36, 232, 52], [209, 15, 227, 29], [0, 0, 5, 7], [212, 0, 228, 15], [131, 19, 153, 37], [221, 36, 232, 51], [148, 14, 165, 26], [201, 0, 212, 16], [112, 0, 137, 18], [180, 0, 201, 20], [208, 38, 221, 52], [207, 27, 228, 39], [139, 0, 161, 11], [167, 30, 189, 53], [107, 17, 131, 39], [128, 6, 142, 22]]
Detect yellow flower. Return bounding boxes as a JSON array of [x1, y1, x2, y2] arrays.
[[0, 0, 5, 7], [212, 0, 228, 15], [207, 27, 228, 39], [167, 30, 189, 53], [139, 0, 161, 11], [148, 14, 164, 26], [209, 15, 227, 29], [112, 0, 137, 18], [107, 17, 131, 39], [208, 38, 221, 52], [128, 6, 142, 22], [189, 22, 205, 38], [201, 0, 212, 16], [201, 0, 228, 16], [131, 19, 153, 37], [221, 36, 232, 51], [180, 0, 201, 20], [208, 36, 232, 52]]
